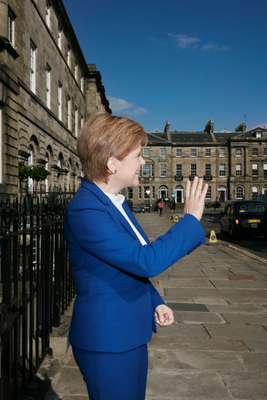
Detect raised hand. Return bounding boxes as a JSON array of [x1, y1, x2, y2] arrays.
[[184, 176, 208, 221]]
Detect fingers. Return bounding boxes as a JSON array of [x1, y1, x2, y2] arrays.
[[185, 179, 191, 201], [187, 176, 208, 200], [155, 306, 175, 327]]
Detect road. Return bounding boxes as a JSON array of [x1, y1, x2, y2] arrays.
[[203, 212, 267, 260]]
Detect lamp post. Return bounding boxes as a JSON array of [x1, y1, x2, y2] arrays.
[[145, 188, 151, 212]]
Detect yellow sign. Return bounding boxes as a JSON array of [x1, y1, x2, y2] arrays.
[[209, 230, 218, 244]]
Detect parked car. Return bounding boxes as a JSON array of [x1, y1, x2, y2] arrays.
[[220, 200, 267, 239]]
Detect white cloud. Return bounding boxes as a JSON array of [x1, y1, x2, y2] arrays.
[[201, 43, 229, 52], [168, 33, 200, 49], [108, 96, 147, 116], [108, 96, 133, 112], [168, 33, 229, 52]]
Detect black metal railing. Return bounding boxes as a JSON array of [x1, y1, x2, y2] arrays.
[[0, 193, 75, 400]]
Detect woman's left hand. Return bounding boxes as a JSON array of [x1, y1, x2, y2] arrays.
[[154, 304, 174, 327]]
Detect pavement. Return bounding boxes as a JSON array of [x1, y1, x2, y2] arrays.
[[41, 211, 267, 400]]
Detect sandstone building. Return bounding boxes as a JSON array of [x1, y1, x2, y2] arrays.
[[0, 0, 111, 195], [128, 121, 267, 207]]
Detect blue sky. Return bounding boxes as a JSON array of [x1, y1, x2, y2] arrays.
[[64, 0, 267, 132]]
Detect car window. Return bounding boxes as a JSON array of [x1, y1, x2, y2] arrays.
[[238, 203, 265, 214]]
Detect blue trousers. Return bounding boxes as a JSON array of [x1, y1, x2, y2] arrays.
[[72, 344, 148, 400]]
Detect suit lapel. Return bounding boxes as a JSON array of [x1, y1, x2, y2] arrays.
[[122, 201, 150, 244], [80, 179, 150, 244]]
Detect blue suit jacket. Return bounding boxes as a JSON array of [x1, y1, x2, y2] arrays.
[[64, 179, 206, 352]]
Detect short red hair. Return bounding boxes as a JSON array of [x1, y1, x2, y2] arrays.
[[77, 113, 147, 183]]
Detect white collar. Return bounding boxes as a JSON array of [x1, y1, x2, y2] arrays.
[[104, 191, 125, 206]]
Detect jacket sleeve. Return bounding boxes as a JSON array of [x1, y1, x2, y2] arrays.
[[65, 208, 206, 279]]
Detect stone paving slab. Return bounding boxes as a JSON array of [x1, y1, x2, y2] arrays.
[[174, 311, 225, 324], [146, 371, 232, 399], [242, 339, 267, 353], [205, 324, 267, 340], [156, 323, 209, 339], [207, 304, 266, 314], [158, 278, 214, 288], [149, 349, 245, 372], [221, 312, 267, 325], [149, 336, 249, 352], [220, 372, 267, 399]]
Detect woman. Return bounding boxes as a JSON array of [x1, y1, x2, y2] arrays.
[[64, 113, 208, 400]]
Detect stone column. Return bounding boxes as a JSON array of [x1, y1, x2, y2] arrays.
[[0, 1, 8, 39]]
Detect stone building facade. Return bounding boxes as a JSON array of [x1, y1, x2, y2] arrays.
[[0, 0, 111, 195], [127, 121, 267, 207]]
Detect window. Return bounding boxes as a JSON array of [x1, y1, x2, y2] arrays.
[[252, 186, 258, 200], [191, 148, 197, 157], [81, 76, 84, 93], [236, 186, 244, 200], [144, 186, 150, 198], [160, 163, 167, 177], [176, 164, 182, 176], [219, 164, 225, 177], [236, 164, 242, 176], [252, 147, 258, 156], [264, 147, 267, 156], [142, 164, 153, 177], [58, 27, 63, 50], [143, 147, 150, 157], [0, 108, 2, 183], [138, 186, 142, 199], [256, 132, 262, 139], [67, 46, 71, 68], [252, 163, 258, 176], [205, 148, 211, 156], [8, 7, 16, 47], [205, 164, 211, 176], [45, 64, 51, 109], [67, 97, 72, 130], [28, 147, 34, 193], [45, 1, 51, 28], [160, 147, 167, 157], [206, 186, 212, 199], [152, 186, 155, 199], [74, 108, 79, 137], [219, 148, 225, 157], [191, 163, 197, 177], [57, 82, 62, 121], [128, 187, 133, 199], [235, 148, 241, 157], [75, 63, 79, 81], [264, 163, 267, 179], [176, 148, 182, 157], [30, 41, 37, 94]]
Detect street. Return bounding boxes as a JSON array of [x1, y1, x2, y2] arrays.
[[203, 212, 267, 260]]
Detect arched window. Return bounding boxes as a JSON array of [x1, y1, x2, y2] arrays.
[[236, 186, 244, 200], [158, 185, 168, 200], [27, 145, 34, 193]]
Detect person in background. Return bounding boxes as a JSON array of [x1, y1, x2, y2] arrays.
[[64, 113, 208, 400], [158, 198, 164, 216]]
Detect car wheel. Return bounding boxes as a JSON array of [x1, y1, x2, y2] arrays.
[[229, 226, 239, 240]]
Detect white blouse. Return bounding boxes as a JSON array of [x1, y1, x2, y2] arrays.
[[104, 191, 148, 246]]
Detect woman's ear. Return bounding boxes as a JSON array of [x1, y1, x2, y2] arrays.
[[107, 156, 119, 174]]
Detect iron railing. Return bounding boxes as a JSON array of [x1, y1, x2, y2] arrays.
[[0, 193, 75, 399]]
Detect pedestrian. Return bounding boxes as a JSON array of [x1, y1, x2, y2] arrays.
[[158, 198, 164, 216], [64, 113, 208, 400]]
